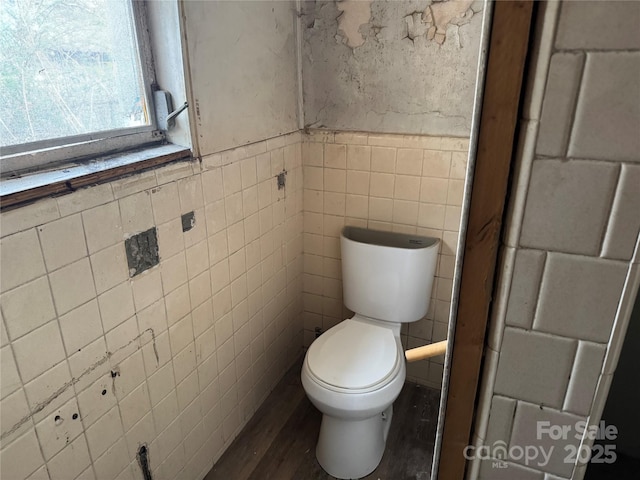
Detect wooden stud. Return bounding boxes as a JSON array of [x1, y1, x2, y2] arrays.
[[437, 2, 535, 479]]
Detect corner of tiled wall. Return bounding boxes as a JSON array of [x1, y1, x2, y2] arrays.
[[0, 132, 305, 480], [470, 2, 640, 479], [300, 129, 470, 389]]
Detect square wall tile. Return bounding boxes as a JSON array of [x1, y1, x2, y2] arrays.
[[394, 175, 420, 201], [555, 1, 640, 50], [536, 53, 584, 157], [119, 191, 154, 236], [520, 160, 618, 255], [417, 204, 445, 229], [202, 168, 224, 206], [0, 229, 46, 292], [345, 195, 369, 219], [563, 341, 606, 416], [444, 206, 461, 231], [396, 148, 422, 175], [393, 200, 419, 225], [1, 388, 31, 445], [59, 300, 103, 354], [422, 150, 450, 178], [58, 183, 114, 215], [420, 177, 448, 204], [494, 328, 576, 408], [38, 214, 87, 272], [370, 173, 395, 198], [222, 163, 242, 197], [0, 197, 59, 239], [346, 170, 370, 196], [49, 258, 97, 315], [178, 175, 204, 212], [157, 218, 184, 259], [569, 52, 640, 162], [24, 360, 74, 423], [161, 252, 189, 294], [35, 397, 84, 460], [85, 406, 124, 461], [324, 169, 346, 193], [510, 402, 584, 477], [447, 179, 464, 207], [505, 249, 545, 329], [46, 433, 92, 480], [0, 430, 45, 480], [485, 395, 516, 446], [370, 147, 396, 173], [13, 320, 67, 383], [346, 145, 371, 171], [1, 276, 56, 340], [82, 201, 124, 255], [91, 243, 129, 294], [150, 182, 181, 226], [98, 282, 135, 333], [131, 269, 163, 312], [0, 346, 21, 399], [601, 164, 640, 260], [450, 152, 467, 179], [534, 253, 627, 342], [112, 170, 156, 200], [324, 144, 346, 169], [303, 142, 323, 166], [303, 166, 323, 190]]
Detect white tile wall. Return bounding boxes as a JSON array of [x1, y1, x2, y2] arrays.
[[0, 132, 303, 480], [302, 130, 468, 388], [519, 160, 618, 256], [568, 52, 640, 161], [493, 328, 576, 409], [534, 254, 627, 342], [554, 1, 640, 50], [472, 2, 640, 479]]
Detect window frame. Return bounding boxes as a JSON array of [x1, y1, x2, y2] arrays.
[[0, 0, 163, 178]]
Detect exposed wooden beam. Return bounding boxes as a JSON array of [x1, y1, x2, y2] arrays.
[[437, 2, 535, 479]]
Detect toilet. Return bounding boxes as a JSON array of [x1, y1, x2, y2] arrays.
[[301, 226, 440, 479]]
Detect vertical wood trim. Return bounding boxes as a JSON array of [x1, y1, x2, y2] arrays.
[[437, 2, 535, 479]]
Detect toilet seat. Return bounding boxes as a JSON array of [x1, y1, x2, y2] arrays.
[[307, 318, 400, 392]]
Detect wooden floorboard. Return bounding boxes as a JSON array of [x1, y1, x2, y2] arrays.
[[205, 360, 441, 480]]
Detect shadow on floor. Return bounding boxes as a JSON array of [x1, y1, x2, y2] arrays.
[[204, 360, 441, 480]]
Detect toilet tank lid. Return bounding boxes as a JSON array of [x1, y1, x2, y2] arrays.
[[307, 319, 399, 390]]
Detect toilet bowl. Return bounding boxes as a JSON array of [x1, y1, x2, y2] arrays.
[[302, 227, 439, 479]]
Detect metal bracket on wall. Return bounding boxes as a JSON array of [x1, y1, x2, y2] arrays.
[[154, 90, 189, 131]]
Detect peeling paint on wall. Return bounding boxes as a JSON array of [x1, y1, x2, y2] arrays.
[[423, 0, 474, 45], [336, 0, 373, 48], [303, 0, 485, 136]]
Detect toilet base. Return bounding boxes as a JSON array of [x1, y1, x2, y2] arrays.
[[316, 405, 393, 479]]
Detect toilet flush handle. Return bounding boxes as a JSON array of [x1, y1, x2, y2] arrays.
[[405, 340, 447, 362]]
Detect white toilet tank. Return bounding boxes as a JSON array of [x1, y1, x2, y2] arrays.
[[341, 227, 440, 323]]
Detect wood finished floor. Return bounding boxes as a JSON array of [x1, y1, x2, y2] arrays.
[[204, 360, 441, 480]]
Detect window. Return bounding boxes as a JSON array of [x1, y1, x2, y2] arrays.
[[0, 0, 162, 176]]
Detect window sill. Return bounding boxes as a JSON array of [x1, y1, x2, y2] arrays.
[[0, 144, 192, 210]]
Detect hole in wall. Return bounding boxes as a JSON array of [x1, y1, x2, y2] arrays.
[[125, 227, 160, 277], [181, 211, 195, 232]]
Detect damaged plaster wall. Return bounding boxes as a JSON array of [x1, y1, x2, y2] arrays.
[[302, 0, 484, 136], [183, 0, 300, 155]]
